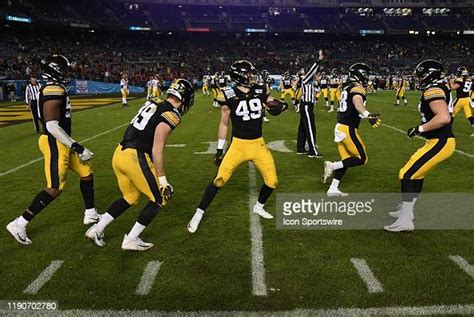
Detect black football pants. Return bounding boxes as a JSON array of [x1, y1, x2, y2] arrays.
[[297, 102, 317, 155]]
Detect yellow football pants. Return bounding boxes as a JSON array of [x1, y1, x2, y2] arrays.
[[316, 88, 329, 99], [453, 97, 472, 119], [396, 87, 405, 98], [152, 87, 161, 98], [399, 138, 455, 180], [214, 137, 278, 188], [336, 124, 368, 164], [202, 85, 209, 94], [280, 88, 294, 100], [112, 145, 163, 205], [330, 88, 341, 102], [39, 135, 93, 190], [121, 88, 129, 98]]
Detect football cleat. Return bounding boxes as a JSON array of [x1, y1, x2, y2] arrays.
[[121, 234, 154, 251], [6, 219, 32, 245], [327, 188, 348, 197], [187, 209, 204, 234], [252, 205, 273, 219], [388, 204, 415, 220], [85, 224, 105, 247], [83, 209, 102, 225], [323, 161, 334, 184], [308, 153, 322, 159], [263, 117, 270, 122], [384, 219, 415, 232]]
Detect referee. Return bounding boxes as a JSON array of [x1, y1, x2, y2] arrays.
[[25, 77, 41, 133], [296, 61, 321, 158]]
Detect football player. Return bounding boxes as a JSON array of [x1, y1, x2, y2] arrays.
[[6, 55, 100, 245], [385, 60, 455, 232], [316, 72, 329, 107], [322, 63, 381, 197], [329, 69, 341, 112], [293, 69, 304, 112], [260, 70, 272, 122], [86, 79, 194, 250], [146, 76, 154, 100], [187, 60, 288, 233], [152, 75, 161, 100], [280, 72, 295, 104], [217, 71, 228, 92], [450, 67, 474, 136], [211, 72, 219, 107], [202, 74, 210, 96], [120, 73, 129, 106], [394, 75, 408, 106]]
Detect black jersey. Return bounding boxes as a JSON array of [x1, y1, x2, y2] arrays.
[[337, 83, 367, 129], [217, 84, 269, 140], [38, 83, 71, 136], [330, 77, 340, 89], [454, 77, 473, 99], [121, 100, 181, 154], [217, 76, 227, 88], [418, 83, 454, 139]]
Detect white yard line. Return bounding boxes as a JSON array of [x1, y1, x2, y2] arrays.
[[23, 260, 63, 295], [0, 122, 129, 177], [350, 258, 384, 293], [449, 255, 474, 279], [135, 261, 162, 296], [248, 162, 267, 296], [381, 123, 474, 158], [19, 304, 474, 316]]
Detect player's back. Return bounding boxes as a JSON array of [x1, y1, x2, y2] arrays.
[[454, 76, 472, 99], [337, 83, 366, 128], [121, 100, 181, 154]]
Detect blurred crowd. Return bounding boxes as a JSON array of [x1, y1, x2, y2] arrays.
[[1, 29, 472, 86]]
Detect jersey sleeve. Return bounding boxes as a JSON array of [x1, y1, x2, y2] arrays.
[[160, 110, 181, 130], [41, 85, 65, 101], [423, 87, 446, 102], [349, 86, 367, 98]]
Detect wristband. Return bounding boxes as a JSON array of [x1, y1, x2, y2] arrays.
[[217, 139, 226, 150], [159, 176, 168, 185], [362, 110, 371, 118]]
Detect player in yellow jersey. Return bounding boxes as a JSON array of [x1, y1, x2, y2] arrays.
[[6, 55, 100, 245], [86, 79, 195, 250], [450, 67, 474, 136], [202, 74, 210, 96], [386, 60, 455, 232], [187, 60, 289, 233], [120, 73, 129, 106]]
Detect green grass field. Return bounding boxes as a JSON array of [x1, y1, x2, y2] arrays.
[[0, 90, 473, 315]]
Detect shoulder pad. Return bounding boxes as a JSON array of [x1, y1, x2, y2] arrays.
[[423, 86, 446, 100], [161, 110, 181, 128], [43, 85, 65, 96], [350, 86, 366, 95]]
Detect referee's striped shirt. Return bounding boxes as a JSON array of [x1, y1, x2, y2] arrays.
[[25, 83, 41, 104], [300, 62, 319, 103]]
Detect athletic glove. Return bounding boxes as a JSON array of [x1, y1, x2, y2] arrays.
[[214, 149, 224, 166], [71, 142, 94, 161], [367, 113, 382, 128], [407, 126, 422, 139], [158, 176, 174, 206]]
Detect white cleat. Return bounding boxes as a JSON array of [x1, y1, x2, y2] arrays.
[[323, 161, 334, 184], [121, 234, 154, 251], [83, 209, 102, 225], [252, 205, 274, 219], [263, 117, 270, 122], [326, 188, 348, 197], [187, 209, 204, 234], [388, 204, 415, 220], [384, 219, 415, 232], [6, 219, 32, 245], [85, 224, 105, 247], [328, 108, 334, 113]]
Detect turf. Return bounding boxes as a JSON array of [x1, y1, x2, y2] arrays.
[[0, 90, 473, 311]]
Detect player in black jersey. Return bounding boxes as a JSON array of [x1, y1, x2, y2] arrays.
[[86, 79, 194, 250], [322, 63, 381, 197], [450, 67, 474, 136], [6, 55, 100, 245], [187, 60, 288, 233], [385, 60, 456, 232]]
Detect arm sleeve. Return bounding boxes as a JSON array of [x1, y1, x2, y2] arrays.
[[46, 120, 77, 148]]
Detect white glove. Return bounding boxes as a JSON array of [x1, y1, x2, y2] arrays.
[[79, 148, 94, 161]]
